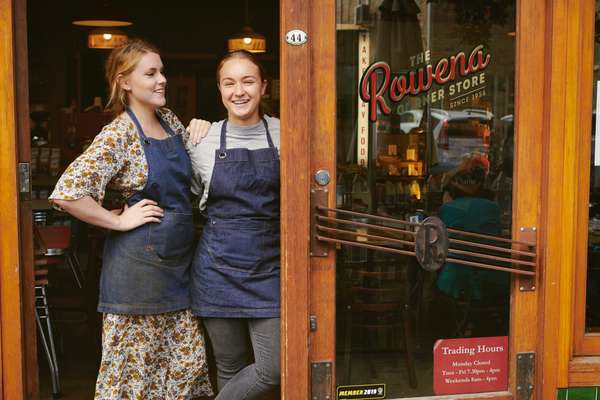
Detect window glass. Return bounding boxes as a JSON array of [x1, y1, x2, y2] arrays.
[[336, 0, 515, 396], [585, 2, 600, 332]]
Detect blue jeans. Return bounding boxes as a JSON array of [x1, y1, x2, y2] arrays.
[[204, 317, 280, 399]]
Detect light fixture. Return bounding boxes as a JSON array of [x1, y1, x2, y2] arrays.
[[88, 28, 128, 49], [72, 19, 132, 27], [227, 0, 267, 53], [228, 26, 267, 53], [72, 1, 132, 48], [71, 0, 132, 28]]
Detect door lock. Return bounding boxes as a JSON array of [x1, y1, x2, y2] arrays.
[[314, 169, 331, 186]]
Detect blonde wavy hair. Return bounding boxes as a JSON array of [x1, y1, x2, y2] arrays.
[[105, 38, 160, 115]]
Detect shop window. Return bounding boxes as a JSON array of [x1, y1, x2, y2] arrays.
[[583, 1, 600, 335], [335, 0, 515, 396]]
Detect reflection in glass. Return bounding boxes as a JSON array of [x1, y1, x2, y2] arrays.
[[336, 0, 515, 396]]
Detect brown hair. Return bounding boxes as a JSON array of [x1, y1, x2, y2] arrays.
[[216, 50, 267, 84], [105, 38, 160, 114]]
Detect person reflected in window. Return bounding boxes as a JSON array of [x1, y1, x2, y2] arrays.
[[436, 154, 510, 337]]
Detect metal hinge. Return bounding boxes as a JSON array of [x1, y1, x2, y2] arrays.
[[516, 352, 535, 400], [311, 361, 332, 400], [310, 314, 317, 331], [18, 162, 31, 200]]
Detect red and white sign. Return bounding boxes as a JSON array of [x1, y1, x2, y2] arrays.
[[433, 336, 508, 395]]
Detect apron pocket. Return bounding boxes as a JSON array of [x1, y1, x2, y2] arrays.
[[149, 213, 195, 260], [210, 225, 267, 273]]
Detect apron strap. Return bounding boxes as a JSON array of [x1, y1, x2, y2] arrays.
[[219, 119, 228, 152], [262, 118, 276, 149], [126, 108, 177, 144], [126, 108, 149, 144], [157, 114, 177, 137]]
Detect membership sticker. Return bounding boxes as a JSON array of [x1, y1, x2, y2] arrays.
[[337, 383, 385, 400]]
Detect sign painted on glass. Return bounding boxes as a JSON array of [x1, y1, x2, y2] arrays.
[[359, 45, 491, 121], [337, 383, 386, 400], [433, 336, 508, 395], [357, 31, 370, 167], [595, 81, 600, 166]]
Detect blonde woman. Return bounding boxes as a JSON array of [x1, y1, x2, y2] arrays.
[[50, 39, 212, 399]]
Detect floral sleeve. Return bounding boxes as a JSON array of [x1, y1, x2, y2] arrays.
[[50, 124, 126, 205], [159, 108, 189, 143]]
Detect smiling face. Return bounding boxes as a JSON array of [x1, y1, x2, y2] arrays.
[[120, 52, 166, 111], [218, 58, 267, 125]]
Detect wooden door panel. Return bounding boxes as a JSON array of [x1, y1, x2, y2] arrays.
[[280, 1, 311, 398], [0, 0, 26, 398], [13, 0, 38, 397]]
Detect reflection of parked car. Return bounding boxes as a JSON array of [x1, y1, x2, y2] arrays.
[[436, 110, 492, 166], [395, 108, 494, 169], [425, 108, 493, 169], [398, 110, 423, 133]]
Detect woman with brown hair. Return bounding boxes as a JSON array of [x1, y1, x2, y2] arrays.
[[50, 39, 212, 399], [187, 50, 281, 399]]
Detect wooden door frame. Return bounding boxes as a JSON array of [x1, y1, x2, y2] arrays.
[[278, 0, 569, 398], [570, 0, 600, 362], [0, 0, 27, 398], [1, 0, 597, 399], [556, 0, 600, 389], [14, 0, 37, 397]]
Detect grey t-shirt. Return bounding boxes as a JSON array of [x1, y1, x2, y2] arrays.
[[186, 116, 280, 210]]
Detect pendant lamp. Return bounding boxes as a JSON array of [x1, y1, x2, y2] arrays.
[[72, 1, 132, 49], [88, 28, 129, 49], [227, 0, 266, 53], [228, 26, 267, 53]]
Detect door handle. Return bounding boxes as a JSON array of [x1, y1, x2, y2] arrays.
[[310, 188, 537, 278]]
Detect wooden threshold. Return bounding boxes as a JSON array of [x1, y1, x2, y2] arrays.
[[569, 357, 600, 386]]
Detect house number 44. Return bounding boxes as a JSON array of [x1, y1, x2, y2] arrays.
[[285, 29, 308, 46]]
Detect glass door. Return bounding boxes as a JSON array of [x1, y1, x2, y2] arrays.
[[332, 1, 517, 397], [280, 0, 544, 398]]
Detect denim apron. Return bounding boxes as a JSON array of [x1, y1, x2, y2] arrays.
[[192, 118, 280, 318], [98, 108, 194, 315]]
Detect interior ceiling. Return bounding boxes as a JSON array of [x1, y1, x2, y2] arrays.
[[28, 0, 280, 56]]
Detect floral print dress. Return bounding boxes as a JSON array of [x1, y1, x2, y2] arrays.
[[50, 109, 213, 400]]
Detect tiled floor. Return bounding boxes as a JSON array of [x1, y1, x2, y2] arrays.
[[38, 301, 99, 399], [558, 387, 600, 400]]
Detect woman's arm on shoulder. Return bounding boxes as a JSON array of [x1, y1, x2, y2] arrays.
[[187, 118, 212, 146], [158, 107, 211, 145]]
